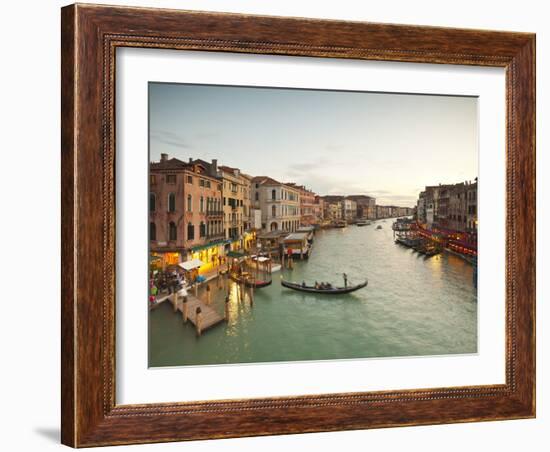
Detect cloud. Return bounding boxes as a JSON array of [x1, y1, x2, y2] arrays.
[[150, 130, 192, 149], [285, 158, 333, 177]]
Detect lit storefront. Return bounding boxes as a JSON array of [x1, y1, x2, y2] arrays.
[[188, 239, 227, 275], [149, 250, 182, 271]]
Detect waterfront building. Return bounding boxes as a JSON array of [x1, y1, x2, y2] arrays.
[[313, 196, 324, 223], [466, 180, 478, 234], [347, 195, 376, 219], [252, 176, 301, 232], [149, 154, 223, 270], [188, 158, 258, 254], [320, 195, 344, 221], [286, 183, 318, 226], [342, 198, 358, 221], [416, 191, 427, 224], [417, 180, 477, 236], [376, 205, 391, 219]]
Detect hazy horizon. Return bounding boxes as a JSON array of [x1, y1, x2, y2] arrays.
[[149, 82, 478, 207]]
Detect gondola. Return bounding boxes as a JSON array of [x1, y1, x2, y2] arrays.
[[281, 279, 368, 294], [230, 273, 272, 288]]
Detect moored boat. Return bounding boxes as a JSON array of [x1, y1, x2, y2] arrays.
[[230, 273, 272, 288]]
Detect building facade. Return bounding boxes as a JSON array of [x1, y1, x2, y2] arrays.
[[149, 154, 223, 268], [347, 195, 376, 219], [287, 183, 318, 226], [417, 180, 477, 235], [252, 176, 301, 232], [341, 198, 358, 221], [320, 195, 344, 221]]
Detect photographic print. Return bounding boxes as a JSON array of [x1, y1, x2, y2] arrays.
[[147, 83, 478, 367]]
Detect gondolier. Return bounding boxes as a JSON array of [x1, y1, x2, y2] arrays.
[[343, 273, 348, 288]]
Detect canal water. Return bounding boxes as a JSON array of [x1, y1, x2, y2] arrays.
[[149, 221, 477, 367]]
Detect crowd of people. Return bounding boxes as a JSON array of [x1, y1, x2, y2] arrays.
[[149, 269, 187, 303]]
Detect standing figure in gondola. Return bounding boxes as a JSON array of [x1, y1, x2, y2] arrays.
[[343, 273, 348, 288]]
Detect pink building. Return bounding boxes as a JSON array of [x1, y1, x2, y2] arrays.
[[149, 154, 223, 267], [286, 183, 317, 226]]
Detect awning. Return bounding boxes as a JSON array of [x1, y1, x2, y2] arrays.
[[251, 255, 270, 262], [178, 258, 204, 271], [190, 239, 229, 253]]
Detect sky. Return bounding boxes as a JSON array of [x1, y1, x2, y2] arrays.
[[149, 83, 478, 207]]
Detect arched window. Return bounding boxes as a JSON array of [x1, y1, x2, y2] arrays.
[[271, 189, 276, 200], [149, 222, 156, 240], [168, 222, 177, 241], [187, 194, 192, 212], [149, 193, 156, 212], [200, 222, 206, 238], [168, 193, 176, 212], [187, 223, 195, 240], [200, 196, 204, 213], [255, 192, 259, 201], [271, 205, 276, 217], [270, 222, 278, 231]]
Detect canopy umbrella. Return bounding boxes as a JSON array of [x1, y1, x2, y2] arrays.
[[178, 258, 204, 271]]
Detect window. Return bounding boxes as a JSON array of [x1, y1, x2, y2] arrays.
[[187, 194, 192, 212], [199, 179, 205, 187], [150, 175, 156, 185], [255, 192, 259, 201], [149, 222, 156, 240], [271, 189, 276, 200], [187, 175, 193, 184], [200, 196, 204, 213], [168, 193, 176, 212], [205, 180, 211, 188], [168, 222, 177, 241], [272, 205, 276, 217], [149, 193, 156, 212], [187, 223, 195, 240], [166, 174, 176, 184], [200, 222, 206, 238]]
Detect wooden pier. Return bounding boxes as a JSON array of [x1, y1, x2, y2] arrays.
[[176, 294, 225, 332]]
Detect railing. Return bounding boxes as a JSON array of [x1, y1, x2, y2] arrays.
[[206, 210, 224, 216]]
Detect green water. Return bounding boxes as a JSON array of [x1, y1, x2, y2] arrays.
[[149, 222, 477, 367]]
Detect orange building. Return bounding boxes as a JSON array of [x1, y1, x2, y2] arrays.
[[149, 154, 223, 271]]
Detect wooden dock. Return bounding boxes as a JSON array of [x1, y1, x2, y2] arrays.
[[178, 294, 225, 331]]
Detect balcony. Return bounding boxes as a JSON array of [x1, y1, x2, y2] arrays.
[[207, 232, 225, 241], [206, 210, 224, 216]]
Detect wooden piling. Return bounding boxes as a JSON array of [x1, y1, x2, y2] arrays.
[[182, 296, 188, 323], [206, 284, 211, 305], [249, 285, 254, 307], [195, 307, 202, 336], [172, 291, 178, 312]]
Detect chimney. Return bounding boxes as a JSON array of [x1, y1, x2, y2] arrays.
[[189, 157, 193, 163], [211, 159, 218, 177], [160, 153, 168, 163]]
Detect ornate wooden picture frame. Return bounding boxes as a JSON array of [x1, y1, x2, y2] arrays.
[[61, 3, 535, 447]]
